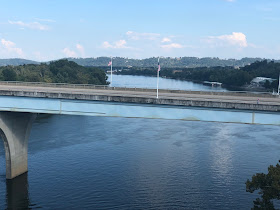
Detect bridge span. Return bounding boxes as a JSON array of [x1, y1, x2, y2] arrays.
[[0, 82, 280, 179]]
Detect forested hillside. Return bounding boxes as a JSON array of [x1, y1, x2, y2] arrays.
[[1, 57, 276, 68], [0, 59, 108, 85], [0, 58, 38, 66], [69, 57, 271, 68]]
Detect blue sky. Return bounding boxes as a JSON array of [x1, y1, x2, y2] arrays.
[[0, 0, 280, 61]]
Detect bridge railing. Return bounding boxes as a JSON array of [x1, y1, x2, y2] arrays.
[[0, 81, 109, 89], [0, 81, 276, 98]]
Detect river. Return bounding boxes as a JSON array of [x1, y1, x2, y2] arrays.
[[107, 74, 227, 91], [0, 75, 279, 209]]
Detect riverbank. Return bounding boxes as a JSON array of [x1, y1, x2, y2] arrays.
[[113, 73, 274, 93], [115, 60, 280, 92]]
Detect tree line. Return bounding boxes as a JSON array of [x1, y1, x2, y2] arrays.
[[117, 60, 280, 89], [0, 59, 108, 85], [68, 57, 274, 68], [2, 57, 274, 68]]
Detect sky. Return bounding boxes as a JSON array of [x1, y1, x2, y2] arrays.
[[0, 0, 280, 61]]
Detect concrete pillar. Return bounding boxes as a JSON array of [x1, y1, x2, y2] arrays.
[[0, 112, 37, 179]]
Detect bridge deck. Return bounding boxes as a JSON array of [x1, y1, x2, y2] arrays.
[[0, 84, 279, 112]]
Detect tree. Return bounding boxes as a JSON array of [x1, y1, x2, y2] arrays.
[[2, 69, 17, 81], [0, 60, 108, 85], [246, 160, 280, 209]]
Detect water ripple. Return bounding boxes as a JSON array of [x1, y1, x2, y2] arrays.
[[0, 115, 279, 209]]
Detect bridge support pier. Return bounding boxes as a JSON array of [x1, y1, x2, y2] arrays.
[[0, 112, 37, 179]]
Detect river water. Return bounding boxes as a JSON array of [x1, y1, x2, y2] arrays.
[[0, 75, 279, 209], [107, 74, 227, 91]]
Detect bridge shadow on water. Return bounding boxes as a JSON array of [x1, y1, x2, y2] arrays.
[[0, 172, 41, 209], [28, 114, 122, 154], [5, 173, 32, 209]]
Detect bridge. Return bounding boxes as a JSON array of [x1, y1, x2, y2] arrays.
[[0, 81, 280, 179]]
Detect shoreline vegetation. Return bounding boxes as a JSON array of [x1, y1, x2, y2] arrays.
[[0, 59, 108, 85], [114, 60, 280, 91]]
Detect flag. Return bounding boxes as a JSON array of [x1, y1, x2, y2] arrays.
[[158, 61, 160, 72], [108, 61, 112, 66]]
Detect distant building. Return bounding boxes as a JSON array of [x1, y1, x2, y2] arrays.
[[203, 81, 222, 87], [106, 69, 119, 74], [251, 77, 276, 87], [173, 70, 183, 73]]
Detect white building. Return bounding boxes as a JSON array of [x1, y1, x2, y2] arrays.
[[251, 77, 276, 86]]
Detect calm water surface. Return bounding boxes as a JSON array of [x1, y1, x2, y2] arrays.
[[108, 74, 227, 92], [0, 115, 280, 209]]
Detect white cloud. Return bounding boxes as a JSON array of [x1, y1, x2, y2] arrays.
[[224, 0, 235, 2], [1, 39, 15, 48], [76, 44, 85, 56], [1, 39, 23, 56], [207, 32, 248, 48], [61, 44, 86, 58], [115, 40, 127, 48], [62, 48, 77, 57], [161, 37, 172, 43], [8, 20, 49, 31], [161, 43, 183, 49], [126, 31, 160, 40], [102, 41, 112, 48], [102, 40, 130, 49]]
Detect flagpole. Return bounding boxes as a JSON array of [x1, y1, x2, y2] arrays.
[[277, 73, 280, 96], [110, 56, 113, 86], [157, 57, 159, 99]]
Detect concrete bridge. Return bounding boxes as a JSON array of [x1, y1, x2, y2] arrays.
[[0, 81, 280, 179]]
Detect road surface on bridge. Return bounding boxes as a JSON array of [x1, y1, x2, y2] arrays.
[[0, 84, 279, 106]]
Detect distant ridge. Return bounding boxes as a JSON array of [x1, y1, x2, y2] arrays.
[[1, 57, 278, 68], [0, 58, 39, 66], [68, 57, 274, 68]]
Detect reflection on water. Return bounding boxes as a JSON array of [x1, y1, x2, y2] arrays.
[[6, 173, 31, 209], [210, 125, 234, 177], [0, 114, 280, 209]]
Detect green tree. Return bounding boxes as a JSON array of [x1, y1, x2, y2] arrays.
[[246, 160, 280, 209], [2, 68, 17, 81], [0, 60, 108, 85]]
